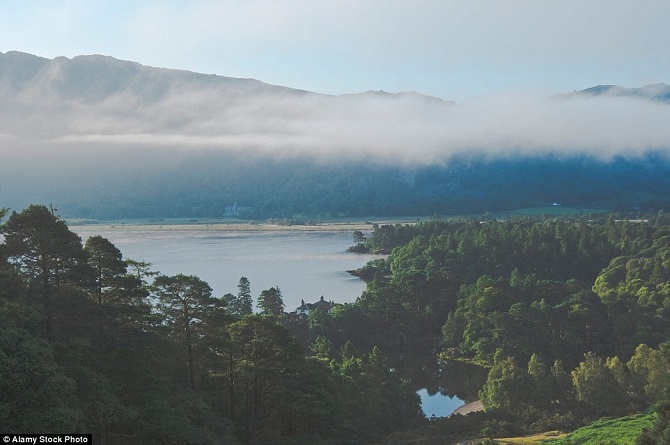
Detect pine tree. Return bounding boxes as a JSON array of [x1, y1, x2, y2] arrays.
[[257, 286, 284, 316], [1, 204, 91, 337], [237, 276, 253, 316]]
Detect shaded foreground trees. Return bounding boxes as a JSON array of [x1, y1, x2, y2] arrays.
[[2, 204, 90, 338], [0, 205, 423, 444], [153, 274, 225, 391]]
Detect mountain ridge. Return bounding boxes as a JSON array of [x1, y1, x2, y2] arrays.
[[0, 50, 459, 145], [0, 50, 310, 101], [1, 50, 446, 102], [13, 51, 668, 105]]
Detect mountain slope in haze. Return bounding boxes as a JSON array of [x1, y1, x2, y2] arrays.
[[577, 83, 670, 102], [0, 50, 311, 100], [0, 50, 452, 145], [1, 51, 670, 219], [0, 51, 321, 143]]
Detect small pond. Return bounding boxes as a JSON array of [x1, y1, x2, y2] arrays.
[[418, 389, 465, 418], [392, 353, 488, 418]]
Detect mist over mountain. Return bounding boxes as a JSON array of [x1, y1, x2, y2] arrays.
[[576, 83, 670, 102], [1, 51, 670, 219]]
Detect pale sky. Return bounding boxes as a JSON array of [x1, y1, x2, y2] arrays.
[[1, 1, 669, 101]]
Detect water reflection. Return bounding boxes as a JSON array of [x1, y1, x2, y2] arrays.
[[418, 388, 464, 418], [391, 352, 488, 418]]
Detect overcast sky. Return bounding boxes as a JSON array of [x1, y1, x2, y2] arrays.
[[1, 1, 669, 101]]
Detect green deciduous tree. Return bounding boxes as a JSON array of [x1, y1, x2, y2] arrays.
[[526, 353, 550, 408], [571, 352, 624, 413], [0, 321, 84, 432], [628, 344, 670, 404], [309, 334, 334, 360], [637, 395, 670, 445], [480, 354, 530, 413], [548, 359, 574, 408]]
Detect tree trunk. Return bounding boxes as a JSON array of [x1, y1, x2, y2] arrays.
[[229, 352, 236, 422], [250, 375, 260, 445], [186, 325, 195, 390]]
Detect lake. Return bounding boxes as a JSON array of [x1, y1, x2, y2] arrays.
[[71, 226, 381, 312], [72, 224, 479, 418]]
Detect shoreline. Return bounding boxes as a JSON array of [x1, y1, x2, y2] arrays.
[[70, 222, 379, 232], [451, 400, 484, 416], [68, 218, 423, 233]]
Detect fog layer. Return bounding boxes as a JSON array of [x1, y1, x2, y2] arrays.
[[2, 52, 670, 166]]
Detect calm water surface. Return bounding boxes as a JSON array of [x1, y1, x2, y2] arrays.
[[72, 227, 381, 311], [418, 389, 464, 418], [395, 355, 487, 418]]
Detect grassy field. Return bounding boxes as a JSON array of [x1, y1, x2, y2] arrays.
[[542, 413, 655, 445], [492, 431, 566, 444], [478, 413, 654, 445]]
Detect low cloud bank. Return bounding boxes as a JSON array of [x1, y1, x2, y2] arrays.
[[2, 55, 669, 165]]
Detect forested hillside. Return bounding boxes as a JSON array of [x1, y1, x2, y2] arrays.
[[4, 205, 670, 443], [336, 215, 670, 442], [5, 152, 670, 219]]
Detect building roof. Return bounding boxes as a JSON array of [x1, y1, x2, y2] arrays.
[[296, 296, 338, 313]]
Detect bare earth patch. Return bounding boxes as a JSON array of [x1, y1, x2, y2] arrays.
[[451, 400, 484, 416]]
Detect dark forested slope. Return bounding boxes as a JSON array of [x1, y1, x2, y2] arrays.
[[5, 149, 670, 219]]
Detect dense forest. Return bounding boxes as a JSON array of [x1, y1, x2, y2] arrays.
[[3, 205, 670, 443], [342, 214, 670, 443]]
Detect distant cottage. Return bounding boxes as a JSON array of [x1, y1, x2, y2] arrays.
[[295, 296, 338, 316], [225, 202, 240, 216], [224, 202, 254, 217]]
